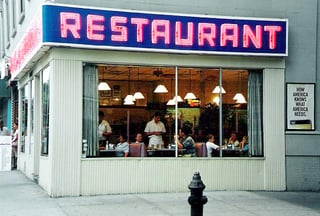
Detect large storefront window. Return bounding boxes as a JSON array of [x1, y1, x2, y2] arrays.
[[83, 64, 263, 158], [41, 68, 50, 155]]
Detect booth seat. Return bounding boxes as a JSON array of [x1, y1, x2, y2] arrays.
[[129, 143, 146, 157], [195, 142, 207, 157]]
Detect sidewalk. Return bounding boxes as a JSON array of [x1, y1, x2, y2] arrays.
[[1, 171, 320, 216]]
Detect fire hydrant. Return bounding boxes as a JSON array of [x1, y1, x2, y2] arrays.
[[188, 172, 208, 216]]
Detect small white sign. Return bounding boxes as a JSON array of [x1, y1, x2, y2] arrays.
[[287, 83, 315, 130], [0, 136, 12, 171]]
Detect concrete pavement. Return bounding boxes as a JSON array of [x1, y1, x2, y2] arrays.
[[1, 170, 320, 216]]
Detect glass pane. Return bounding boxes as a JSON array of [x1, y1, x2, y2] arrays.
[[21, 83, 29, 153], [221, 69, 248, 157], [94, 65, 178, 157], [30, 79, 35, 154], [83, 65, 260, 158], [41, 68, 50, 155]]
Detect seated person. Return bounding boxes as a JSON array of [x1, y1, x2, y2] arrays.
[[115, 134, 129, 157], [228, 131, 240, 147], [176, 125, 196, 157], [135, 133, 143, 143], [206, 134, 220, 157], [240, 136, 248, 150]]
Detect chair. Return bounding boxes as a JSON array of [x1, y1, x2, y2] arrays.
[[129, 143, 145, 157], [195, 142, 207, 157]]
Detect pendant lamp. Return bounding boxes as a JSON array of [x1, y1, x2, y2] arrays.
[[98, 82, 111, 91], [212, 86, 226, 94], [233, 71, 247, 104], [153, 68, 168, 93], [124, 68, 135, 105], [167, 79, 183, 105], [166, 99, 175, 106], [184, 70, 197, 100], [154, 84, 168, 93], [133, 68, 145, 99], [173, 95, 183, 102]]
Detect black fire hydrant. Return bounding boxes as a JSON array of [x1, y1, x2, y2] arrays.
[[188, 172, 208, 216]]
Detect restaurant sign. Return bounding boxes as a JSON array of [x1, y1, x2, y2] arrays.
[[10, 3, 288, 79], [42, 4, 288, 56]]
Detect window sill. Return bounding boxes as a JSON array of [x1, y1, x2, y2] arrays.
[[286, 131, 320, 135]]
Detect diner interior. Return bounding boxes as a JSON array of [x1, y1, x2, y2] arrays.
[[83, 64, 259, 157]]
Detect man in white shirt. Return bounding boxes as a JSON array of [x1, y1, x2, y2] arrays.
[[98, 111, 112, 147], [206, 134, 220, 157], [144, 112, 166, 148]]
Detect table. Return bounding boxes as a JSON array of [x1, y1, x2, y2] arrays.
[[147, 148, 185, 157], [147, 149, 175, 157], [99, 149, 124, 157], [212, 148, 245, 157]]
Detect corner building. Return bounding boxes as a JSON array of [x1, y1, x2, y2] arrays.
[[0, 0, 319, 196]]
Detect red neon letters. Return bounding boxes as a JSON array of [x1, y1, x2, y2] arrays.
[[60, 12, 81, 38], [131, 18, 149, 42], [60, 12, 283, 49], [87, 15, 105, 40]]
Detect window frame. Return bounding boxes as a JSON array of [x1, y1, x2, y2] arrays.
[[83, 64, 262, 158]]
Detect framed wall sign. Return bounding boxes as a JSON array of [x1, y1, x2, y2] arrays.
[[286, 83, 315, 130]]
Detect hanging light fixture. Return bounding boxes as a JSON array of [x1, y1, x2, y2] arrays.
[[124, 96, 135, 105], [212, 86, 226, 94], [236, 96, 247, 104], [233, 71, 247, 103], [167, 78, 183, 105], [233, 93, 246, 101], [153, 68, 168, 93], [124, 68, 135, 105], [98, 82, 111, 91], [166, 99, 175, 106], [154, 84, 168, 93], [184, 69, 197, 100], [173, 95, 183, 102], [133, 68, 145, 99]]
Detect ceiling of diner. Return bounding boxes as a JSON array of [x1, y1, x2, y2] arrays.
[[98, 65, 248, 82]]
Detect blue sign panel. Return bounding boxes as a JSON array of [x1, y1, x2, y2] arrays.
[[42, 4, 288, 56]]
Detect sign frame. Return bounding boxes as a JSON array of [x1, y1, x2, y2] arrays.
[[286, 83, 315, 131], [42, 4, 288, 57]]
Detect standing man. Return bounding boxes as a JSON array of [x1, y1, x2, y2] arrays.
[[98, 111, 112, 148], [144, 112, 166, 148]]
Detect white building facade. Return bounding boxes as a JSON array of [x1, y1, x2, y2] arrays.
[[0, 0, 319, 197]]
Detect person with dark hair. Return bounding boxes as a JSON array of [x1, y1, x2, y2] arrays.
[[135, 133, 143, 143], [11, 122, 19, 169], [176, 125, 196, 157], [0, 119, 10, 136], [144, 112, 166, 148], [98, 111, 112, 148], [228, 131, 239, 147], [115, 134, 129, 157]]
